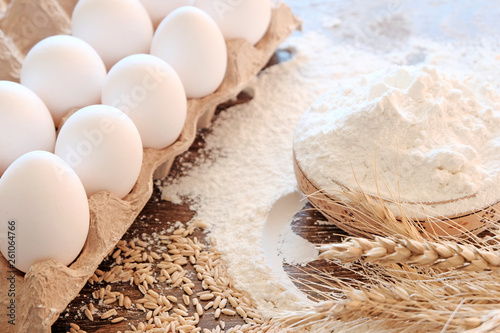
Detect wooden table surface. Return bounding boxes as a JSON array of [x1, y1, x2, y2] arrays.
[[51, 51, 353, 333]]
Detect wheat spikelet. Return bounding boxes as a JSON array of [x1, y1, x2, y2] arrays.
[[318, 235, 500, 272], [285, 174, 500, 332], [273, 186, 500, 331], [272, 262, 500, 332], [313, 180, 500, 242], [309, 187, 428, 241], [466, 310, 500, 333]]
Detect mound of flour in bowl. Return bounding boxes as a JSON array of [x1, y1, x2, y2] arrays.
[[294, 66, 500, 217]]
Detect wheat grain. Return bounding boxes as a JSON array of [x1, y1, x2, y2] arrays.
[[79, 221, 263, 333], [215, 308, 221, 319], [178, 303, 188, 313], [196, 303, 204, 317], [101, 309, 117, 320], [167, 295, 178, 303], [222, 309, 237, 316], [200, 293, 214, 301]]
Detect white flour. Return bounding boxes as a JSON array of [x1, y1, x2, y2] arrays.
[[161, 0, 500, 330], [162, 32, 388, 313], [294, 66, 500, 218]]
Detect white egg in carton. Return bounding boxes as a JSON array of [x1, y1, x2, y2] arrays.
[[0, 0, 301, 331]]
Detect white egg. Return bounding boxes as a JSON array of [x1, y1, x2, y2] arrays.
[[195, 0, 272, 45], [0, 151, 89, 273], [72, 0, 154, 70], [151, 7, 227, 98], [20, 35, 107, 127], [139, 0, 194, 26], [0, 81, 56, 176], [102, 54, 187, 149], [55, 105, 143, 199]]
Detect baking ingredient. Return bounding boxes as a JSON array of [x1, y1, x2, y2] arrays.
[[0, 150, 89, 273], [71, 0, 154, 70], [55, 105, 143, 198], [161, 32, 386, 313], [318, 234, 500, 272], [294, 66, 500, 218], [0, 81, 55, 176], [262, 191, 316, 301], [195, 0, 272, 45], [139, 0, 194, 27], [102, 54, 187, 149], [160, 16, 500, 326], [0, 4, 297, 331], [69, 221, 264, 331], [20, 35, 106, 126], [150, 6, 227, 98]]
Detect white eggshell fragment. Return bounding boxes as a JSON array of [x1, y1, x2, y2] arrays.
[[72, 0, 154, 70], [0, 81, 56, 176], [0, 151, 89, 273], [55, 105, 143, 199], [195, 0, 272, 45], [151, 6, 227, 98], [102, 54, 187, 149], [139, 0, 194, 26], [20, 35, 107, 126]]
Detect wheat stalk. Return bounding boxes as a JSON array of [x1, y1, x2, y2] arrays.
[[309, 188, 428, 241], [318, 234, 500, 272], [466, 310, 500, 333], [271, 270, 492, 332], [313, 181, 500, 244], [271, 184, 500, 332], [271, 261, 500, 332]]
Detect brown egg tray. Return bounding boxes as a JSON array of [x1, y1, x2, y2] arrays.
[[0, 1, 301, 331]]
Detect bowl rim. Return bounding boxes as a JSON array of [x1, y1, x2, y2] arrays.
[[293, 151, 499, 221], [293, 152, 497, 237]]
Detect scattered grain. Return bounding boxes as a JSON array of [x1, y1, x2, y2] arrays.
[[196, 303, 204, 317], [200, 293, 214, 301], [167, 295, 178, 303], [101, 309, 117, 320], [174, 308, 189, 317], [215, 308, 221, 319], [236, 307, 247, 318], [222, 309, 236, 316]]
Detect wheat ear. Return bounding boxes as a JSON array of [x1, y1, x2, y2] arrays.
[[318, 235, 500, 272], [272, 262, 500, 333]]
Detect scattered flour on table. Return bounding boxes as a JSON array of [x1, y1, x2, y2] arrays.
[[277, 219, 318, 266], [161, 3, 500, 331], [162, 32, 389, 314]]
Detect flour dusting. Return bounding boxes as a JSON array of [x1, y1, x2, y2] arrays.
[[161, 0, 500, 328]]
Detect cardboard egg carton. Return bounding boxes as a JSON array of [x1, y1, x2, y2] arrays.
[[0, 0, 76, 81], [0, 1, 301, 331]]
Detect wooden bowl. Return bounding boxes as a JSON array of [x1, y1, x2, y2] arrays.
[[293, 153, 500, 238]]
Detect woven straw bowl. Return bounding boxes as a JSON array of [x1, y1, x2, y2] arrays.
[[293, 152, 500, 238]]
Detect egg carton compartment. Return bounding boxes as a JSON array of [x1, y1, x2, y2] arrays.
[[0, 1, 10, 16], [0, 0, 76, 81], [0, 2, 301, 332]]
